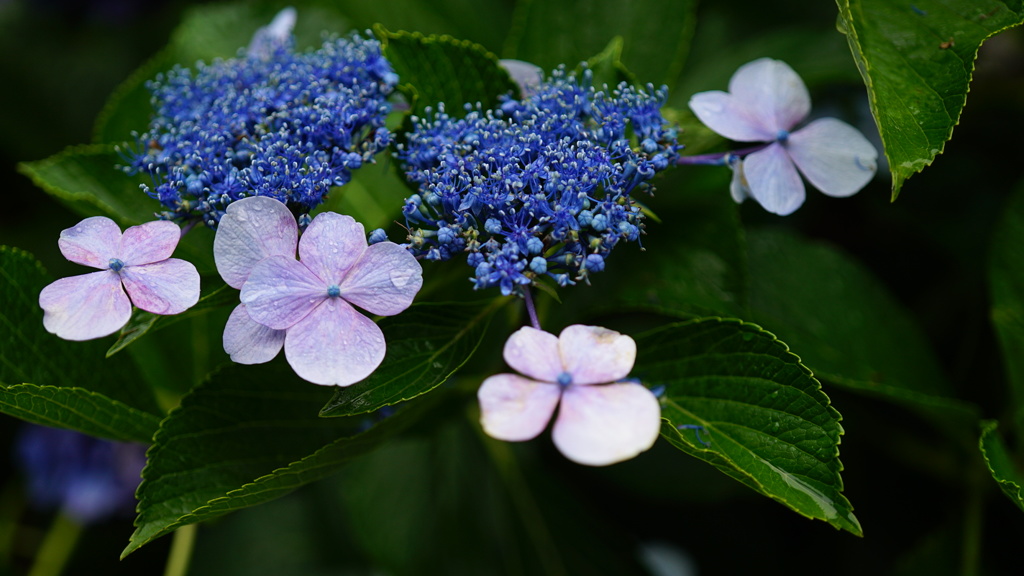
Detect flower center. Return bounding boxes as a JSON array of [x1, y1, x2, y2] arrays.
[[108, 258, 125, 272], [556, 371, 573, 388], [776, 129, 790, 143], [326, 284, 341, 298]]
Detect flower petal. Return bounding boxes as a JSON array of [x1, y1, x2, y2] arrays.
[[241, 255, 324, 330], [558, 325, 636, 386], [283, 298, 385, 386], [728, 58, 810, 134], [503, 326, 564, 383], [499, 59, 544, 96], [299, 212, 367, 285], [213, 196, 299, 289], [57, 217, 122, 269], [688, 90, 774, 142], [478, 373, 562, 442], [119, 220, 182, 266], [39, 271, 131, 340], [222, 303, 285, 364], [787, 117, 878, 198], [728, 156, 751, 204], [120, 258, 200, 315], [339, 242, 423, 316], [552, 382, 662, 466], [743, 143, 805, 216]]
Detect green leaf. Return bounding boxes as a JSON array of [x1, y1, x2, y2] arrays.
[[0, 246, 161, 417], [375, 26, 519, 119], [633, 317, 861, 535], [990, 182, 1024, 427], [504, 0, 696, 86], [319, 299, 504, 418], [123, 360, 446, 557], [0, 384, 160, 443], [835, 0, 1024, 198], [979, 420, 1024, 512], [311, 152, 410, 232]]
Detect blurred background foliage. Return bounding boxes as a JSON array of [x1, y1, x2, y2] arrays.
[[2, 0, 1024, 574]]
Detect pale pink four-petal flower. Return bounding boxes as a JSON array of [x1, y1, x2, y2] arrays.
[[213, 196, 424, 386], [39, 217, 200, 341], [478, 325, 662, 466], [689, 58, 878, 216]]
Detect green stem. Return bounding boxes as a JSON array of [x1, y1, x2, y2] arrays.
[[163, 524, 198, 576], [27, 512, 81, 576], [960, 475, 984, 576]]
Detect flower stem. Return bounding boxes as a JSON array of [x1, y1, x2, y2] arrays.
[[675, 143, 770, 165], [522, 288, 541, 330], [27, 511, 81, 576], [163, 524, 198, 576]]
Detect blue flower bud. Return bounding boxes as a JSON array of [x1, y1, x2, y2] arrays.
[[368, 228, 389, 244], [584, 253, 605, 272], [529, 256, 548, 274]]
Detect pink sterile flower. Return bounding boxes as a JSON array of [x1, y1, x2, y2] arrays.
[[39, 217, 200, 341], [233, 207, 424, 386], [689, 57, 878, 216], [478, 325, 662, 466], [213, 196, 298, 365]]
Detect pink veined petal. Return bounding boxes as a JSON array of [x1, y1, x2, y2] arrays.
[[283, 298, 385, 386], [119, 258, 200, 315], [39, 271, 132, 341], [339, 242, 423, 316], [478, 373, 562, 442], [502, 326, 564, 383], [57, 217, 123, 269], [743, 143, 806, 216], [298, 212, 367, 286], [119, 220, 181, 265], [241, 255, 325, 330], [223, 303, 285, 364], [213, 196, 299, 289], [558, 325, 636, 386], [689, 90, 775, 142], [786, 117, 879, 198], [552, 382, 662, 466], [729, 58, 810, 134]]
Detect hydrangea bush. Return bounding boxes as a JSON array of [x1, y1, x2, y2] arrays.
[[3, 1, 1024, 574]]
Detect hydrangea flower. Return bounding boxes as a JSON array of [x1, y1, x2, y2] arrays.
[[477, 325, 662, 466], [214, 196, 423, 386], [689, 58, 878, 215], [15, 424, 146, 525], [39, 217, 200, 341], [124, 15, 396, 228], [398, 67, 681, 294]]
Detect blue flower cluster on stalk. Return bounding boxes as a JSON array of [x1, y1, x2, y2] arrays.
[[124, 31, 396, 227], [396, 68, 680, 295]]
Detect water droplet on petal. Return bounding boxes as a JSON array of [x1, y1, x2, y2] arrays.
[[389, 270, 412, 287]]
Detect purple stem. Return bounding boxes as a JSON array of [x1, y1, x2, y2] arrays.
[[674, 143, 771, 166], [522, 288, 542, 331]]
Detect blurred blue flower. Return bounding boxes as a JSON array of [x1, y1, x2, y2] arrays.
[[124, 17, 396, 228], [397, 68, 681, 294], [15, 425, 146, 525]]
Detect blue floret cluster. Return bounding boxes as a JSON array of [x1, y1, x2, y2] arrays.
[[125, 32, 396, 227], [396, 68, 681, 295]]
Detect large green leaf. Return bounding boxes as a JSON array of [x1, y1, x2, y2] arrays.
[[990, 182, 1024, 427], [0, 384, 160, 443], [123, 361, 446, 557], [979, 420, 1024, 512], [375, 26, 518, 119], [320, 299, 504, 418], [504, 0, 696, 87], [0, 246, 161, 418], [633, 317, 861, 535], [836, 0, 1024, 198]]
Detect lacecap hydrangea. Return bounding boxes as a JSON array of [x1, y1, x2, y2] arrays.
[[395, 68, 681, 295], [124, 24, 397, 228]]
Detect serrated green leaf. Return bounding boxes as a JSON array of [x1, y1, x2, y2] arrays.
[[320, 299, 504, 418], [633, 317, 861, 535], [979, 420, 1024, 512], [504, 0, 696, 86], [836, 0, 1024, 198], [123, 360, 446, 557], [0, 246, 160, 417], [989, 181, 1024, 428], [0, 383, 161, 443], [375, 26, 518, 119]]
